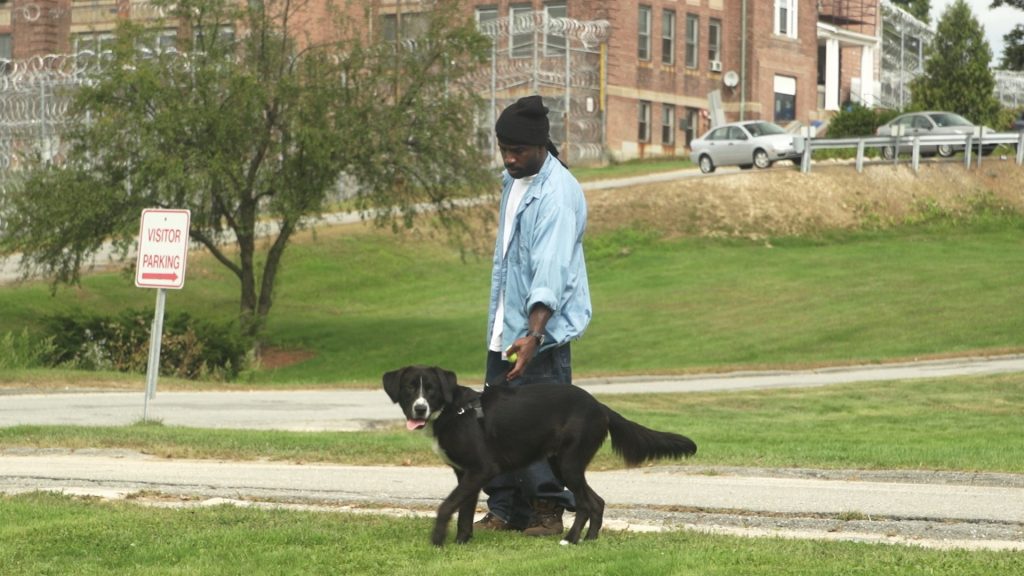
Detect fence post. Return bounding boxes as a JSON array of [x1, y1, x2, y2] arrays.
[[911, 138, 920, 174], [856, 140, 865, 173], [1017, 132, 1024, 166], [964, 135, 973, 169]]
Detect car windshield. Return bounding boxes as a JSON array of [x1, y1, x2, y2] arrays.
[[928, 113, 973, 128], [744, 122, 786, 137]]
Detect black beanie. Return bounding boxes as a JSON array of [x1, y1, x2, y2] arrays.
[[495, 95, 550, 146]]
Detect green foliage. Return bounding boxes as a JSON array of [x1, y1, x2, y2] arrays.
[[825, 105, 899, 138], [0, 0, 494, 340], [40, 309, 247, 380], [889, 0, 931, 23], [1000, 25, 1024, 69], [910, 0, 1002, 127], [0, 330, 55, 369]]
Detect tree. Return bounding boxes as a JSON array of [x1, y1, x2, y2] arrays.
[[890, 0, 931, 23], [0, 0, 494, 341], [909, 0, 1001, 126], [992, 0, 1024, 69]]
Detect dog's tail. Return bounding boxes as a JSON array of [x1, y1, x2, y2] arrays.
[[604, 407, 697, 467]]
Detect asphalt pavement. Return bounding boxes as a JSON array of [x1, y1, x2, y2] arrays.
[[3, 354, 1024, 431], [2, 355, 1024, 551]]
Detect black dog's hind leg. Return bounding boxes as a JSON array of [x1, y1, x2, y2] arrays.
[[581, 483, 604, 541]]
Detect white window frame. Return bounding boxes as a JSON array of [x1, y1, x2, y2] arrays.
[[661, 104, 675, 146], [638, 101, 652, 143], [510, 4, 533, 59], [661, 9, 675, 65], [544, 2, 567, 57], [476, 5, 498, 28], [774, 0, 798, 39], [708, 19, 722, 64], [685, 14, 699, 69], [638, 5, 652, 61]]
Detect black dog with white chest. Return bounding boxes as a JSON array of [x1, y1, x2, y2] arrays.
[[383, 365, 697, 546]]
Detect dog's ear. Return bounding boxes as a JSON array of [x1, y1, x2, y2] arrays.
[[432, 367, 458, 404], [382, 368, 407, 403]]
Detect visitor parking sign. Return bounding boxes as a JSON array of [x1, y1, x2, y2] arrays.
[[135, 209, 191, 289]]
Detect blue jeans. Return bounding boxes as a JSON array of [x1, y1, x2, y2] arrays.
[[483, 344, 576, 528]]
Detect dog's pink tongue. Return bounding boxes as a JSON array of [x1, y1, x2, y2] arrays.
[[406, 419, 426, 431]]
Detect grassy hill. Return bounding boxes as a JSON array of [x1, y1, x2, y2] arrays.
[[1, 161, 1023, 388]]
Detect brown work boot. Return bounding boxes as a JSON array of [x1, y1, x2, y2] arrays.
[[474, 512, 513, 531], [522, 500, 564, 537]]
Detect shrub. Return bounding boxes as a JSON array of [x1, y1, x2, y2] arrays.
[[41, 310, 248, 380], [826, 104, 900, 138], [0, 329, 56, 369]]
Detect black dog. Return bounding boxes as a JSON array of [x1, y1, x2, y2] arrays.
[[383, 365, 697, 546]]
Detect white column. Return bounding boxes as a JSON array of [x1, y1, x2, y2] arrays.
[[859, 45, 875, 107], [825, 38, 840, 111]]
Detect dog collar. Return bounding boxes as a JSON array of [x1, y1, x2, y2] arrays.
[[456, 398, 484, 420]]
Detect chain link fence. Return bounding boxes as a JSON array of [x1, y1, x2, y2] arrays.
[[474, 12, 610, 165]]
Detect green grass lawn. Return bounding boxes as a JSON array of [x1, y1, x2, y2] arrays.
[[4, 373, 1022, 472], [2, 492, 1021, 576], [2, 215, 1023, 388]]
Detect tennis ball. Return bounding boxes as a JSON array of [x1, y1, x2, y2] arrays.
[[507, 352, 518, 363]]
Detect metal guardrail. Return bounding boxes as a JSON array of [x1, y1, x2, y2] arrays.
[[796, 132, 1024, 174]]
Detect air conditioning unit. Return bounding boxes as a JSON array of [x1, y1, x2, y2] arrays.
[[709, 60, 723, 72]]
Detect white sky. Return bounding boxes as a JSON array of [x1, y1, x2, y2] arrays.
[[929, 0, 1022, 61]]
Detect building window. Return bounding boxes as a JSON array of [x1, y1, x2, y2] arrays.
[[638, 101, 651, 142], [638, 5, 651, 61], [774, 75, 797, 122], [74, 32, 116, 55], [774, 0, 798, 39], [708, 19, 722, 64], [661, 104, 675, 146], [0, 34, 10, 74], [661, 10, 675, 65], [476, 5, 498, 29], [510, 4, 533, 59], [684, 107, 699, 147], [685, 14, 699, 69], [545, 2, 567, 57]]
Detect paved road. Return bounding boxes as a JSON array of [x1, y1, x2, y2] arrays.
[[2, 355, 1024, 550], [1, 452, 1021, 551], [3, 355, 1024, 431]]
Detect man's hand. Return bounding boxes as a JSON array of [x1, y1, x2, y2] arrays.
[[505, 334, 540, 380]]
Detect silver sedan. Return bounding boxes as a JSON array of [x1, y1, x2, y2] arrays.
[[689, 121, 799, 174]]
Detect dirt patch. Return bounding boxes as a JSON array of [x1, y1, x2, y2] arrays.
[[258, 347, 316, 370], [585, 161, 1024, 239]]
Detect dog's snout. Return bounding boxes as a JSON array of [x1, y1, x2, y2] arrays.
[[413, 399, 429, 418]]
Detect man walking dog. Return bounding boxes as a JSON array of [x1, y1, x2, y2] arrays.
[[478, 95, 592, 537]]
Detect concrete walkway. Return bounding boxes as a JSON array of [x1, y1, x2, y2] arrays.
[[3, 354, 1023, 431]]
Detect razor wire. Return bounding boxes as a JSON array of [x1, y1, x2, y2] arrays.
[[0, 51, 109, 175], [475, 13, 610, 164], [879, 1, 932, 110]]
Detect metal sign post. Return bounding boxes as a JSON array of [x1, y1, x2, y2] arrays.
[[135, 209, 191, 422]]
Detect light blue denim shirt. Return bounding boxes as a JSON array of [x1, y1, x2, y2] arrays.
[[486, 153, 592, 352]]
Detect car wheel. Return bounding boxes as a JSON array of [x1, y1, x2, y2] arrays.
[[881, 146, 895, 160], [699, 155, 716, 174], [937, 144, 954, 158], [753, 149, 772, 169]]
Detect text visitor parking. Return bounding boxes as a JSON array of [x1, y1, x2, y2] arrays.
[[135, 209, 191, 289]]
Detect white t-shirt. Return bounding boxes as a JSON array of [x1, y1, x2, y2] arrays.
[[489, 174, 534, 355]]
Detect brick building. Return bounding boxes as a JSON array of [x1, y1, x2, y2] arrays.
[[0, 0, 882, 162]]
